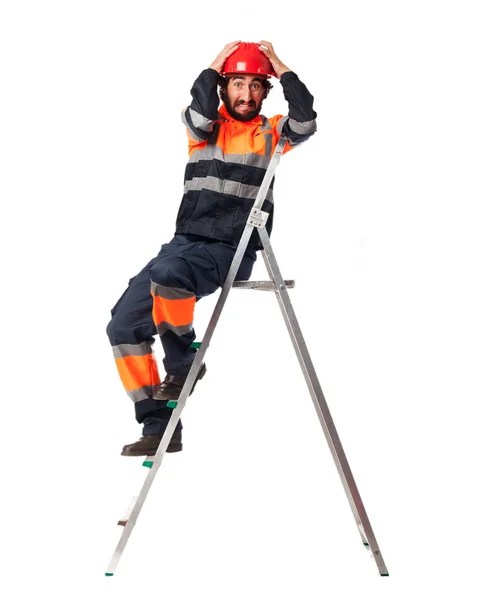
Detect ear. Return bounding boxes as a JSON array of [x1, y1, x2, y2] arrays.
[[259, 79, 269, 99]]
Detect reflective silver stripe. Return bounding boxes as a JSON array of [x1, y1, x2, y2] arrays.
[[181, 109, 204, 142], [263, 133, 272, 157], [188, 146, 271, 170], [113, 341, 153, 359], [184, 176, 273, 202], [127, 385, 157, 403], [260, 116, 272, 131], [288, 118, 317, 135], [189, 108, 215, 132], [150, 282, 195, 300], [276, 116, 288, 135], [157, 322, 193, 337], [188, 145, 224, 162]]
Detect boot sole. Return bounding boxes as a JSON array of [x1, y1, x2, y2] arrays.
[[153, 363, 207, 401], [121, 441, 183, 456]]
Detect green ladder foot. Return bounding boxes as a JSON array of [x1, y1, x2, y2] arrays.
[[105, 573, 114, 577]]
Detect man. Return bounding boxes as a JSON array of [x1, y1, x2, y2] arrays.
[[107, 40, 317, 457]]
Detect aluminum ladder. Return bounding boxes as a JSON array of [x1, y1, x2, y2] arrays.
[[105, 136, 389, 577]]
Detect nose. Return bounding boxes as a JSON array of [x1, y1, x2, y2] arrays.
[[239, 87, 252, 102]]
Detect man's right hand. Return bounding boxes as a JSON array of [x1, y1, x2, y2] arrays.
[[209, 41, 241, 74]]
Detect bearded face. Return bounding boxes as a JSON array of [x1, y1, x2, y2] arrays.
[[223, 75, 266, 122]]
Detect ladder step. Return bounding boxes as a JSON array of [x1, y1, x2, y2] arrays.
[[117, 496, 137, 527], [233, 280, 295, 291], [142, 459, 154, 468]]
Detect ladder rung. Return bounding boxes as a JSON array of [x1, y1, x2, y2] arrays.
[[117, 496, 137, 527], [232, 280, 295, 291]]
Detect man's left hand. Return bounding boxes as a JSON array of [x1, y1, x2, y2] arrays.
[[257, 41, 291, 78]]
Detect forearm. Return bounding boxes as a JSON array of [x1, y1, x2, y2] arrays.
[[189, 68, 220, 120], [280, 71, 316, 123], [181, 69, 220, 141], [279, 71, 317, 143]]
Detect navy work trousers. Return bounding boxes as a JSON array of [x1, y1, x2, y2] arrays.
[[106, 234, 256, 435]]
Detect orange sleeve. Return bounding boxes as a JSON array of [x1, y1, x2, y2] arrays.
[[186, 131, 208, 156]]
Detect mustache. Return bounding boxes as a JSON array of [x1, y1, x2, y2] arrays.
[[235, 100, 256, 108]]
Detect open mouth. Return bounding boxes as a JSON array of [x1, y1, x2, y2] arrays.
[[235, 103, 255, 111]]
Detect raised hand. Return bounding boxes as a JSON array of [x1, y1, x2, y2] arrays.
[[257, 41, 291, 78], [209, 41, 241, 74]]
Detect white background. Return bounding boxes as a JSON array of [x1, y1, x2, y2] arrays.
[[1, 0, 478, 597]]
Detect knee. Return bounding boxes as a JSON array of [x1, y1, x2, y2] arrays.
[[150, 263, 171, 287], [106, 315, 122, 345], [107, 312, 155, 347], [150, 259, 193, 291], [106, 313, 134, 346]]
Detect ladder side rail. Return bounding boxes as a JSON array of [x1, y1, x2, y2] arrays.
[[106, 138, 288, 575], [258, 227, 389, 576], [145, 136, 288, 472]]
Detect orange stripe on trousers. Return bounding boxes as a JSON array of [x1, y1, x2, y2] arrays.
[[151, 294, 196, 328], [115, 353, 160, 392]]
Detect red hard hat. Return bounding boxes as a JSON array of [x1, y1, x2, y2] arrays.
[[222, 42, 274, 77]]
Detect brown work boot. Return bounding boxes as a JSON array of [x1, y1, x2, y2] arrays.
[[153, 362, 206, 401], [121, 430, 182, 456]]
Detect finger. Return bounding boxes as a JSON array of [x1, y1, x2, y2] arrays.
[[225, 44, 240, 57], [222, 42, 240, 56], [258, 45, 274, 57]]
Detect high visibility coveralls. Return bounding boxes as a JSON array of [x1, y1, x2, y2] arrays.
[[106, 68, 317, 434]]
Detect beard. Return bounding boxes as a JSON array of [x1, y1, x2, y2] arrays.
[[224, 96, 263, 122]]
